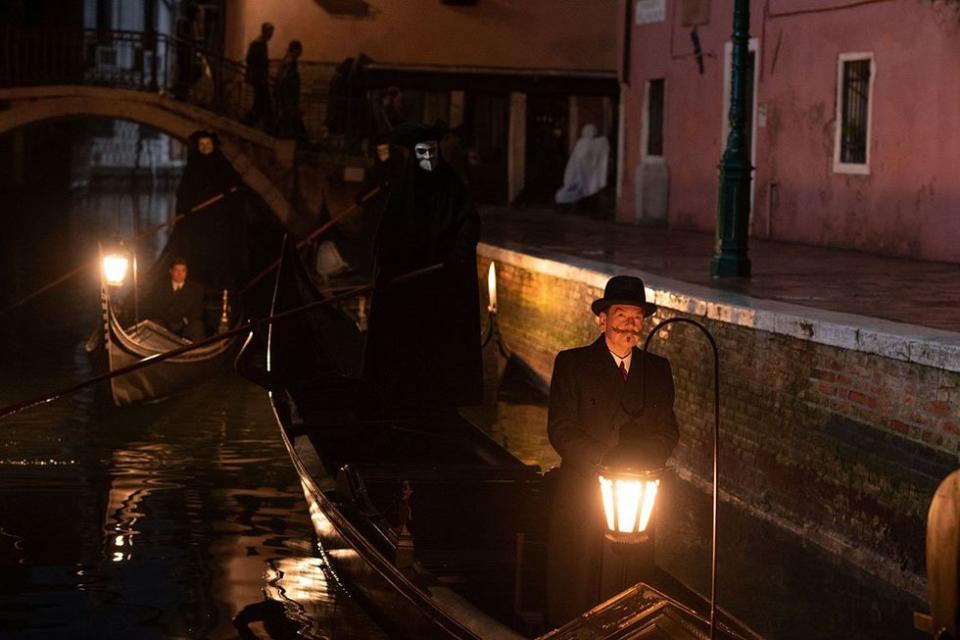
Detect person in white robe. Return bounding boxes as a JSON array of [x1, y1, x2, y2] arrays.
[[555, 124, 610, 205]]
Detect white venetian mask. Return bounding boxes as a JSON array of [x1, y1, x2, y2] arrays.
[[414, 141, 439, 172]]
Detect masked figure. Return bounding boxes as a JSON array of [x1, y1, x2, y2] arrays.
[[363, 121, 483, 414]]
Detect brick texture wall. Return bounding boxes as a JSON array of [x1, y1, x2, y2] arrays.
[[478, 253, 959, 596]]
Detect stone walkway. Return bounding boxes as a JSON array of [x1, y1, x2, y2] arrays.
[[481, 207, 959, 333]]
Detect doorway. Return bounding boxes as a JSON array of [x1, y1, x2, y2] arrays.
[[520, 95, 569, 206], [464, 92, 508, 205]]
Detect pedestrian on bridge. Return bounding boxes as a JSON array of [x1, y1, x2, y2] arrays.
[[276, 40, 307, 142], [243, 22, 274, 130]]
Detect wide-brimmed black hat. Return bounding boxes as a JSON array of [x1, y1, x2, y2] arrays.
[[591, 275, 657, 316], [390, 120, 449, 149]]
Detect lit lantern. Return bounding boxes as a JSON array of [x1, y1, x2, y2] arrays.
[[598, 466, 661, 544], [487, 262, 497, 313], [102, 252, 130, 287]]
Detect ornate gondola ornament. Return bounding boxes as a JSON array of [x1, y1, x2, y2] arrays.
[[217, 289, 230, 334]]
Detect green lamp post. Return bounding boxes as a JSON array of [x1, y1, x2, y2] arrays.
[[711, 0, 753, 278]]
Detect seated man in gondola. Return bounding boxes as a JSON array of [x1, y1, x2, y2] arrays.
[[149, 257, 206, 342]]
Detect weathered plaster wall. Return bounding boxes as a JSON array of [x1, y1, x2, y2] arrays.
[[478, 243, 960, 596], [619, 0, 960, 263], [225, 0, 619, 72]]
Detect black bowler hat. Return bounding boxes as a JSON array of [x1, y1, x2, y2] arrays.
[[591, 275, 657, 316]]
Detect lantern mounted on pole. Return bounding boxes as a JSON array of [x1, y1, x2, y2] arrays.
[[101, 245, 131, 288], [602, 316, 722, 638]]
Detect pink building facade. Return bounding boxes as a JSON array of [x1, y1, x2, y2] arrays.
[[618, 0, 960, 263]]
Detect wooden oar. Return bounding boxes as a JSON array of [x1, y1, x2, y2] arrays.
[[237, 186, 381, 296], [0, 187, 238, 317], [0, 261, 441, 421]]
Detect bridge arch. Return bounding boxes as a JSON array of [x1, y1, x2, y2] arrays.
[[0, 85, 294, 223]]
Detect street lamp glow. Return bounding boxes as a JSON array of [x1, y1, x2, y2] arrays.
[[102, 254, 130, 287], [487, 262, 497, 313], [598, 468, 660, 544]]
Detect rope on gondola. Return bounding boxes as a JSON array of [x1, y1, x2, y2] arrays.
[[237, 186, 381, 296], [0, 261, 442, 421], [0, 188, 238, 318]]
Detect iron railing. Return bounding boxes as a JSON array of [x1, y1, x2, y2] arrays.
[[0, 27, 364, 152], [0, 27, 267, 125]]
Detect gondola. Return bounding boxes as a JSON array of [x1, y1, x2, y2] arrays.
[[251, 241, 761, 640], [81, 130, 285, 407], [85, 265, 238, 406]]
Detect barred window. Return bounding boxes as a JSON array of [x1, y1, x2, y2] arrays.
[[835, 54, 873, 171], [646, 79, 665, 157]]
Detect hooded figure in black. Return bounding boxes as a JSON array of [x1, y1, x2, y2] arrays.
[[150, 131, 286, 313], [363, 121, 483, 414]]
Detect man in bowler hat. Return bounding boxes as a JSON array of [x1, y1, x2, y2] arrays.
[[546, 275, 679, 626]]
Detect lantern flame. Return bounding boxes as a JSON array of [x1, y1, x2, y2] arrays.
[[599, 473, 660, 538], [487, 262, 498, 313], [102, 254, 129, 287]]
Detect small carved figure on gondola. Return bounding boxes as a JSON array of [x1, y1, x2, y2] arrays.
[[363, 120, 483, 415], [147, 257, 205, 342], [546, 275, 679, 626]]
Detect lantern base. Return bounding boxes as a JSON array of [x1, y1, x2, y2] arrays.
[[604, 531, 651, 546]]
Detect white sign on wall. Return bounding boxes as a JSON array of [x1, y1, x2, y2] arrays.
[[635, 0, 666, 25]]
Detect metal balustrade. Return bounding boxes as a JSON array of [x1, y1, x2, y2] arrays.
[[0, 27, 358, 152]]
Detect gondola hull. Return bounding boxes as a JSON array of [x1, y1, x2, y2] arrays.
[[274, 405, 496, 640], [92, 290, 237, 406]]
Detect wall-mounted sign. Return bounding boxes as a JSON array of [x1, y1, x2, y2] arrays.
[[635, 0, 666, 25]]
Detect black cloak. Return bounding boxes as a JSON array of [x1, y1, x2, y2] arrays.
[[150, 131, 286, 308], [363, 134, 483, 413]]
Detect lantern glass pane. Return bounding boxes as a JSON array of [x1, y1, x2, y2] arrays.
[[103, 254, 129, 286], [638, 480, 659, 532], [599, 475, 616, 531], [615, 478, 642, 533]]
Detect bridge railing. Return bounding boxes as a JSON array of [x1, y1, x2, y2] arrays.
[[0, 27, 264, 122], [0, 27, 361, 152]]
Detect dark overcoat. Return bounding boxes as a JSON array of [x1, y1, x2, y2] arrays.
[[546, 335, 679, 626]]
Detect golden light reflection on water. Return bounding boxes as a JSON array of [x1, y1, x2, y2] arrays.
[[265, 556, 331, 604]]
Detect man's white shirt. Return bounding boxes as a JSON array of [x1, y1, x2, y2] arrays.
[[608, 349, 632, 374]]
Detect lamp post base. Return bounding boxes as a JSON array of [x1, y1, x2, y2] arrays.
[[710, 254, 751, 278], [600, 535, 656, 600]]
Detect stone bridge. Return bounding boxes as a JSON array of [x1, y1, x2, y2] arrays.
[[0, 85, 296, 223]]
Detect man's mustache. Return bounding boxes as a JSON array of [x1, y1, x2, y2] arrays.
[[611, 327, 642, 337]]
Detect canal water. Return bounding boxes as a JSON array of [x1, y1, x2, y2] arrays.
[[0, 122, 926, 639], [0, 133, 388, 639]]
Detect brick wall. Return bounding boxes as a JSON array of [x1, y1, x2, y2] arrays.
[[478, 251, 959, 597]]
